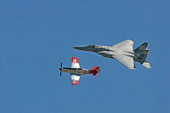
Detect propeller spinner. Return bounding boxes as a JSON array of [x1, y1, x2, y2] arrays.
[[60, 62, 62, 76]]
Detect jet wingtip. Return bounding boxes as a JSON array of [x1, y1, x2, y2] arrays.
[[127, 67, 136, 70]]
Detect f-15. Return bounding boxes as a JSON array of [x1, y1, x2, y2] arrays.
[[59, 57, 100, 85], [74, 39, 151, 69]]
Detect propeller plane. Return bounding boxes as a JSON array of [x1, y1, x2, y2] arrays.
[[59, 57, 100, 85]]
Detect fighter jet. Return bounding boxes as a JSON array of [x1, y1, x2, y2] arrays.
[[73, 40, 151, 69], [59, 57, 100, 85]]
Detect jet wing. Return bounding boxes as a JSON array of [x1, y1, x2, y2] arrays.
[[112, 40, 134, 52], [71, 57, 80, 68], [113, 55, 135, 69], [70, 74, 80, 85]]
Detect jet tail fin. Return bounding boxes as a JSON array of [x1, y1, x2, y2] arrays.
[[134, 49, 151, 68], [134, 42, 151, 69], [134, 49, 149, 62], [134, 42, 148, 52]]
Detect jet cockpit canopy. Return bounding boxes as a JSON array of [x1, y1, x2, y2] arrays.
[[87, 45, 96, 48]]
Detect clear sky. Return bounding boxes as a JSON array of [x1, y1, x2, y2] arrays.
[[0, 0, 170, 113]]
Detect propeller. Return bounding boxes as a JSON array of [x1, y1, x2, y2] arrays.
[[60, 62, 62, 76]]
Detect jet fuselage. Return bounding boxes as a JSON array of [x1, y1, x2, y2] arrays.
[[74, 45, 135, 59]]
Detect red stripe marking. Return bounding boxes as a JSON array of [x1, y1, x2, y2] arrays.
[[71, 57, 79, 63], [71, 80, 79, 85]]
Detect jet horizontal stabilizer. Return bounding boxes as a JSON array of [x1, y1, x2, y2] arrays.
[[140, 61, 151, 69]]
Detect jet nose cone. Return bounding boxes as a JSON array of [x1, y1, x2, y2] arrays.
[[73, 46, 84, 50], [59, 68, 62, 70], [73, 47, 78, 49]]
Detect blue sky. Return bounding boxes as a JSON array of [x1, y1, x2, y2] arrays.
[[0, 0, 170, 113]]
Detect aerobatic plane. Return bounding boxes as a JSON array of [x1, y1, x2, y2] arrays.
[[74, 39, 151, 69], [59, 57, 100, 85]]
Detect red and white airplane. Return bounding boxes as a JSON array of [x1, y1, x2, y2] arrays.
[[59, 57, 100, 85]]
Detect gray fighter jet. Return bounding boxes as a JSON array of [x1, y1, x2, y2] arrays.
[[73, 40, 151, 69]]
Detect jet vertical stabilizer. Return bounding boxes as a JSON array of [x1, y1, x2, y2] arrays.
[[134, 42, 151, 69]]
